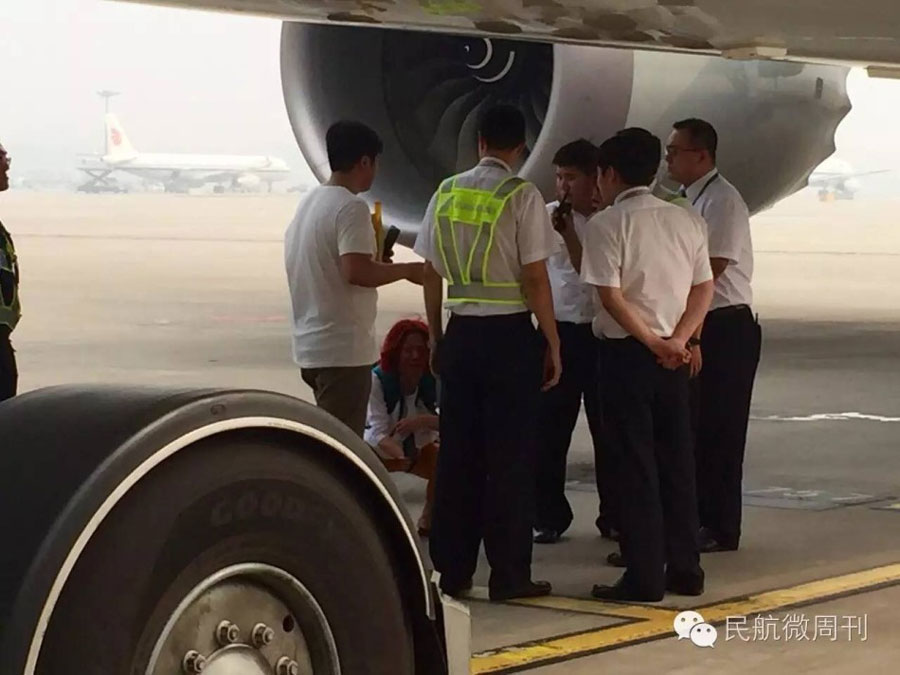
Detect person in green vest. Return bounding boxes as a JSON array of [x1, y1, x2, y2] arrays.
[[0, 141, 20, 402], [415, 105, 561, 601]]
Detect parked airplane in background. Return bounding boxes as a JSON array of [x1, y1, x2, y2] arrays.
[[808, 156, 890, 201], [77, 113, 290, 193]]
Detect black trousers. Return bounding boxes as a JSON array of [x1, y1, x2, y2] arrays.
[[0, 327, 16, 402], [693, 305, 762, 548], [430, 312, 543, 592], [600, 338, 701, 597], [535, 321, 607, 533]]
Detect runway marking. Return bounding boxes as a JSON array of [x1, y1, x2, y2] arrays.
[[469, 562, 900, 673], [752, 412, 900, 423]]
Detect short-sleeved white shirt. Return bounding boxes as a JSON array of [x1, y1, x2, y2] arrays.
[[545, 202, 595, 324], [684, 169, 753, 310], [581, 187, 713, 340], [284, 185, 378, 368], [414, 157, 558, 316]]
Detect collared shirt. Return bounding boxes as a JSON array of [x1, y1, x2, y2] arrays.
[[581, 187, 712, 340], [545, 202, 594, 324], [414, 157, 558, 316], [684, 168, 753, 310]]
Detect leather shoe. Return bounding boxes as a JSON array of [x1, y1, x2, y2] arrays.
[[596, 514, 620, 541], [699, 530, 738, 553], [606, 551, 626, 567], [666, 568, 705, 596], [591, 577, 663, 603], [440, 578, 473, 598], [490, 580, 552, 602], [534, 528, 561, 544]]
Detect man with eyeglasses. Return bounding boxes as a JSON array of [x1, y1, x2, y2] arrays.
[[666, 118, 761, 554], [0, 142, 20, 401]]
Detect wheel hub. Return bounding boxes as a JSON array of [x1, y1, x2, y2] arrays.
[[146, 564, 338, 675]]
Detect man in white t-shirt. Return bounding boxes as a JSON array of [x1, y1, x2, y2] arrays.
[[582, 129, 713, 602], [667, 118, 761, 553], [284, 121, 423, 437]]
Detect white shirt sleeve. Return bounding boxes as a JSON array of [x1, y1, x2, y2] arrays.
[[413, 191, 439, 264], [580, 213, 622, 288], [364, 372, 393, 447], [517, 185, 559, 266], [702, 196, 748, 263], [336, 199, 376, 257], [692, 218, 714, 286]]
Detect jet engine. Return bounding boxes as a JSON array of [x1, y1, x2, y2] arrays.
[[281, 23, 851, 235]]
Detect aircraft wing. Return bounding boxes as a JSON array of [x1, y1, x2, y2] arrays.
[[120, 0, 900, 69]]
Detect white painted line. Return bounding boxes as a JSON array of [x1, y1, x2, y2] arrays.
[[752, 412, 900, 423]]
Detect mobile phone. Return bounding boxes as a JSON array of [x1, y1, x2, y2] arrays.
[[553, 194, 572, 231], [382, 225, 401, 261]]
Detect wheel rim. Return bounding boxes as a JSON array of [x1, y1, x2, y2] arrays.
[[146, 563, 340, 675]]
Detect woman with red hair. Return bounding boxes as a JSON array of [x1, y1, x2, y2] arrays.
[[365, 318, 440, 535]]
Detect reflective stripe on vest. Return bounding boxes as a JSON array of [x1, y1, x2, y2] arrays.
[[0, 227, 20, 331], [434, 174, 528, 305]]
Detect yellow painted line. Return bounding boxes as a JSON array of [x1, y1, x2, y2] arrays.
[[509, 595, 676, 622], [470, 619, 673, 673], [469, 562, 900, 673], [699, 562, 900, 623]]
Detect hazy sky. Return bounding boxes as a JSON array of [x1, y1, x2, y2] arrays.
[[0, 0, 308, 180], [2, 0, 900, 191]]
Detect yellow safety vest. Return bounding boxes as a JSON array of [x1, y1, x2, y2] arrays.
[[433, 173, 528, 305], [0, 222, 20, 331]]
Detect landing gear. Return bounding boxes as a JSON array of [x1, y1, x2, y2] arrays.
[[0, 387, 448, 675], [76, 168, 125, 193], [28, 435, 414, 674]]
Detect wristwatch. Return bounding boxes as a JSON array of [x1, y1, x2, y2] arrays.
[[688, 337, 702, 347]]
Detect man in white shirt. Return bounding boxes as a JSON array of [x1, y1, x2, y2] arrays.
[[285, 121, 423, 437], [667, 118, 762, 553], [534, 139, 614, 545], [416, 105, 561, 601], [582, 129, 713, 602]]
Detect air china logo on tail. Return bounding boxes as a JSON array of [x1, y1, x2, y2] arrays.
[[110, 128, 122, 146]]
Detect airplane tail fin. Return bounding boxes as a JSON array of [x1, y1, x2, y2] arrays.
[[104, 113, 137, 161]]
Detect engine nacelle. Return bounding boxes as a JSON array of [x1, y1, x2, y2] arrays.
[[281, 23, 851, 234]]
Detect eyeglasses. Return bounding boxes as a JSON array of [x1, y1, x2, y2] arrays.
[[665, 145, 703, 159]]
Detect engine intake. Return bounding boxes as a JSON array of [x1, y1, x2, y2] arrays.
[[281, 23, 851, 233]]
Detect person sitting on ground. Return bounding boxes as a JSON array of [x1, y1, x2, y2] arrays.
[[364, 319, 440, 535]]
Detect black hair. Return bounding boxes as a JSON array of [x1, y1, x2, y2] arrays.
[[673, 118, 718, 161], [597, 128, 661, 187], [552, 139, 599, 175], [478, 104, 526, 151], [326, 121, 383, 172]]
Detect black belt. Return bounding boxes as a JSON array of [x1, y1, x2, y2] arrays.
[[708, 304, 750, 318]]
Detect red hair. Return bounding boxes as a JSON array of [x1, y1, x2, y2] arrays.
[[379, 318, 430, 373]]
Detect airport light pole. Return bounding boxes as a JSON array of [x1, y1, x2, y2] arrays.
[[97, 90, 120, 154]]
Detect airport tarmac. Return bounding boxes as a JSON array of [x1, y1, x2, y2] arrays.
[[4, 190, 900, 672]]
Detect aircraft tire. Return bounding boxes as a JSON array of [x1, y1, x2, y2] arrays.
[[19, 433, 415, 674]]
